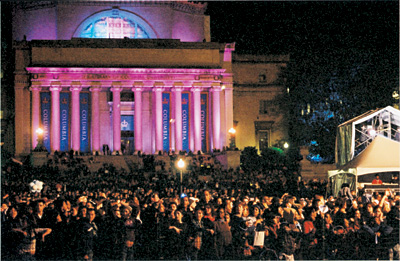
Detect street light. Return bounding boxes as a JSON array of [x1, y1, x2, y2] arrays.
[[283, 142, 289, 149], [34, 128, 46, 152], [177, 158, 185, 195], [228, 127, 236, 149]]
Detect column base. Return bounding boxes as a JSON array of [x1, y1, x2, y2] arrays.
[[134, 150, 142, 156], [112, 150, 123, 156], [92, 150, 100, 156]]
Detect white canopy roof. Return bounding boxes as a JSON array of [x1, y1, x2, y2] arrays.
[[329, 135, 400, 178]]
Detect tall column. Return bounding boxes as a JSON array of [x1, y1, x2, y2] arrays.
[[212, 84, 222, 150], [172, 86, 183, 152], [30, 86, 41, 149], [223, 83, 234, 148], [192, 86, 202, 153], [70, 86, 81, 153], [50, 86, 61, 152], [133, 85, 143, 153], [111, 86, 122, 155], [90, 86, 101, 154], [153, 85, 164, 153]]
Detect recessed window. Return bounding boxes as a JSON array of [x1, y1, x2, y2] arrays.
[[74, 9, 155, 39]]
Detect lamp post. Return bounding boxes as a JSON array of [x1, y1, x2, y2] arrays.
[[177, 158, 185, 195], [228, 127, 236, 149], [34, 128, 46, 152]]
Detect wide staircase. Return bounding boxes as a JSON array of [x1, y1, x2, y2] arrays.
[[30, 151, 240, 173]]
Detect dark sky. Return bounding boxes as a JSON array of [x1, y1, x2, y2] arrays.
[[207, 1, 399, 111], [206, 1, 398, 56]]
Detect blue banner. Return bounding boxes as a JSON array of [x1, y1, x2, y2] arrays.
[[40, 92, 51, 152], [182, 92, 189, 152], [80, 93, 89, 153], [60, 92, 70, 152], [121, 115, 134, 131], [201, 93, 208, 152], [162, 92, 170, 151]]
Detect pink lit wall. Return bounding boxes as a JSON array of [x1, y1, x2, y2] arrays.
[[13, 7, 57, 40], [12, 2, 207, 42]]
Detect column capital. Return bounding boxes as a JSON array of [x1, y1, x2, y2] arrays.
[[132, 87, 143, 92], [171, 87, 183, 92], [70, 86, 82, 92], [172, 82, 184, 92], [191, 87, 203, 92], [49, 86, 62, 92], [90, 86, 101, 92], [152, 85, 164, 92], [210, 83, 222, 92], [29, 86, 42, 92], [111, 86, 122, 92]]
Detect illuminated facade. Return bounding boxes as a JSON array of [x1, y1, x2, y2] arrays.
[[12, 1, 234, 155], [11, 1, 288, 156]]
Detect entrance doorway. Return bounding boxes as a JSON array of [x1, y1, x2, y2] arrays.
[[121, 131, 134, 154], [258, 131, 269, 152]]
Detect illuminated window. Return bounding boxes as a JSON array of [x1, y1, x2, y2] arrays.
[[74, 9, 155, 39]]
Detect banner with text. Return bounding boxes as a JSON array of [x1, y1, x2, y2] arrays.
[[201, 93, 208, 152], [60, 92, 70, 152], [80, 93, 90, 153], [162, 92, 171, 152], [182, 92, 190, 152], [40, 92, 51, 152]]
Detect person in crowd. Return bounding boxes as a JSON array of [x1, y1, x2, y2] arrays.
[[74, 208, 99, 260], [339, 183, 353, 201], [121, 204, 141, 261], [31, 199, 53, 259], [301, 207, 318, 260], [203, 203, 215, 222], [214, 207, 233, 260], [2, 205, 36, 259], [372, 174, 383, 185], [98, 204, 124, 259], [187, 208, 207, 260], [277, 210, 302, 261], [166, 209, 188, 260]]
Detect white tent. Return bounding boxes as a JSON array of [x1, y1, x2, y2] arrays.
[[329, 106, 400, 196]]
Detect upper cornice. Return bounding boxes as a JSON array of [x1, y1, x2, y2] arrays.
[[14, 38, 224, 50], [15, 0, 207, 14]]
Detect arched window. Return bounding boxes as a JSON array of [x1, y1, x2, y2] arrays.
[[74, 9, 156, 39]]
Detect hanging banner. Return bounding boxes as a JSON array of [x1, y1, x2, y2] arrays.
[[162, 92, 170, 152], [182, 92, 190, 152], [40, 92, 51, 152], [121, 115, 134, 131], [201, 93, 208, 152], [60, 92, 70, 152], [80, 93, 89, 153]]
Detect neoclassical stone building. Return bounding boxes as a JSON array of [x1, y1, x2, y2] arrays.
[[9, 1, 288, 156]]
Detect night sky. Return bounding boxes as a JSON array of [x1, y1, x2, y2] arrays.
[[206, 1, 398, 56], [207, 1, 399, 110]]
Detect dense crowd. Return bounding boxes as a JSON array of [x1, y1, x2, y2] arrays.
[[1, 159, 399, 261]]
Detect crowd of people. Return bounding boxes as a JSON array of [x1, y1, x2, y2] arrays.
[[1, 158, 399, 261]]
